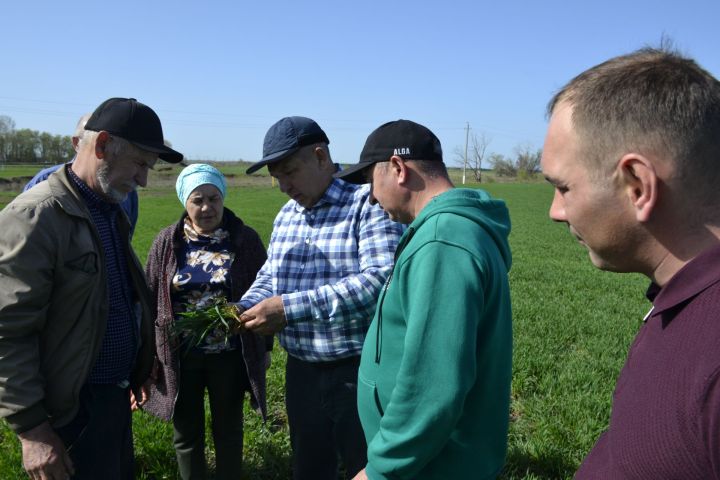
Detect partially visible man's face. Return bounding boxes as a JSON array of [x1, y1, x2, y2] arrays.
[[541, 102, 637, 272], [269, 147, 332, 208], [97, 139, 157, 203]]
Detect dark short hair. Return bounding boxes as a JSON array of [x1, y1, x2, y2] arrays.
[[548, 48, 720, 204], [411, 159, 449, 180], [375, 158, 449, 180]]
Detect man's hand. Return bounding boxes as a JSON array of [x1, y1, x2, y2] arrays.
[[352, 468, 368, 480], [130, 381, 151, 411], [230, 304, 247, 334], [18, 421, 74, 480], [239, 296, 288, 335], [131, 357, 159, 411]]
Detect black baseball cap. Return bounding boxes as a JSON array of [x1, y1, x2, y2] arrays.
[[246, 116, 329, 174], [84, 97, 183, 163], [335, 119, 443, 184]]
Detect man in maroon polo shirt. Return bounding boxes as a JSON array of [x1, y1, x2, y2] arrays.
[[541, 48, 720, 479]]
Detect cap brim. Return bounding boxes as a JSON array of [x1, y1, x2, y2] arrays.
[[131, 141, 184, 164], [245, 146, 300, 174], [334, 162, 374, 184]]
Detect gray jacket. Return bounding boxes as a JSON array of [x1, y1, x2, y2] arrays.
[[0, 166, 154, 433]]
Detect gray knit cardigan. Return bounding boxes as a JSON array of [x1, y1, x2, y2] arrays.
[[142, 208, 269, 421]]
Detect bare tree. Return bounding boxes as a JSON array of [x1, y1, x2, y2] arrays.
[[0, 115, 15, 135], [488, 144, 542, 179], [468, 133, 490, 181], [514, 142, 542, 177], [453, 132, 491, 182], [488, 153, 516, 177], [0, 115, 15, 163]]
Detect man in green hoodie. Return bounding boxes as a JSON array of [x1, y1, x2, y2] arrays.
[[335, 120, 513, 480]]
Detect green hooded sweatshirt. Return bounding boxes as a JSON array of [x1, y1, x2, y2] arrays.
[[357, 188, 512, 480]]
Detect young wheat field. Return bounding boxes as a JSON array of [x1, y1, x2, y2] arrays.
[[0, 166, 648, 479]]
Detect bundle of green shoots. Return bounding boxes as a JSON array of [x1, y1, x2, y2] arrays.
[[172, 298, 242, 349]]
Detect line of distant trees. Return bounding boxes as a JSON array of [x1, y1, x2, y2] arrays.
[[0, 115, 75, 164], [454, 132, 542, 181]]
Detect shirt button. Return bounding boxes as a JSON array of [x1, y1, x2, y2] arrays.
[[300, 264, 305, 270], [305, 237, 311, 245]]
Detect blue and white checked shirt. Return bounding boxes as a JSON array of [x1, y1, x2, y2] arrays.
[[240, 178, 403, 362]]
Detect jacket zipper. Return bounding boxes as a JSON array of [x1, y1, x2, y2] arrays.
[[375, 227, 415, 364]]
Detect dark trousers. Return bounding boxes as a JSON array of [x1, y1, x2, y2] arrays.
[[56, 383, 134, 480], [285, 354, 367, 480], [173, 348, 250, 480]]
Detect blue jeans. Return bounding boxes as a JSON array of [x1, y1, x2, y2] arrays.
[[285, 354, 367, 480], [56, 383, 134, 480]]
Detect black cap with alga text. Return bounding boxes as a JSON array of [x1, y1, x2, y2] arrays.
[[85, 97, 183, 163], [335, 119, 442, 184]]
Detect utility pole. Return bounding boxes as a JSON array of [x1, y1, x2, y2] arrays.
[[462, 122, 470, 185]]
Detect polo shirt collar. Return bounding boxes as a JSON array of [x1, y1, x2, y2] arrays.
[[647, 243, 720, 316]]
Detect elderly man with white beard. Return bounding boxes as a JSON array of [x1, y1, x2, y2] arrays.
[[0, 97, 183, 480]]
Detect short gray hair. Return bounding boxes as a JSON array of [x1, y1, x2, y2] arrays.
[[73, 113, 92, 140], [77, 131, 134, 158]]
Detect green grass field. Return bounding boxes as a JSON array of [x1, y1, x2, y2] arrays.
[[0, 175, 648, 479], [0, 165, 56, 178]]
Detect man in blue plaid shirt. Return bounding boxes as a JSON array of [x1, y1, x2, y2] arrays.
[[238, 116, 402, 480]]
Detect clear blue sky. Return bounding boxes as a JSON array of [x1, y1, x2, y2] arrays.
[[2, 0, 718, 165]]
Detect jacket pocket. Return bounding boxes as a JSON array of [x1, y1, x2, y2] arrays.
[[373, 386, 384, 416], [64, 252, 98, 274], [358, 373, 384, 417]]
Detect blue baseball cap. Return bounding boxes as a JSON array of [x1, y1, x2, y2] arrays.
[[246, 116, 329, 174]]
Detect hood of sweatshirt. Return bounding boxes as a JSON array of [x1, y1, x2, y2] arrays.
[[395, 188, 512, 271]]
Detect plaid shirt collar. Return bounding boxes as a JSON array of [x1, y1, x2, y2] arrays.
[[293, 178, 353, 213]]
